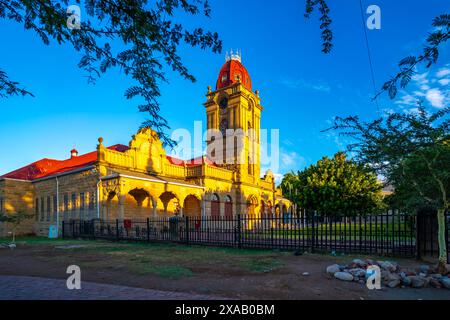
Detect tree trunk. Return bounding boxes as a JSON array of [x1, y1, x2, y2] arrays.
[[437, 208, 448, 271], [12, 227, 16, 244]]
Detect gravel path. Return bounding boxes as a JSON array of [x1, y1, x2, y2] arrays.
[[0, 275, 228, 300]]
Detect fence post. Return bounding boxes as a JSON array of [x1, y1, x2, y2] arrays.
[[446, 211, 449, 264], [116, 219, 119, 241], [185, 216, 190, 245], [62, 221, 65, 239], [237, 214, 242, 249], [270, 215, 274, 248], [310, 211, 315, 253], [359, 215, 362, 253], [146, 218, 150, 243], [415, 213, 421, 260]]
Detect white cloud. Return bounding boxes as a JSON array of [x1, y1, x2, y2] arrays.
[[394, 93, 416, 106], [436, 68, 450, 78], [281, 151, 304, 167], [438, 78, 450, 86], [279, 78, 331, 92], [268, 149, 307, 185], [426, 88, 445, 108], [412, 72, 429, 85], [395, 67, 449, 111], [272, 173, 284, 185]]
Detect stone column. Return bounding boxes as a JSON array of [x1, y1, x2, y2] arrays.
[[152, 199, 157, 218], [118, 194, 126, 220], [220, 201, 225, 218], [179, 206, 184, 218]]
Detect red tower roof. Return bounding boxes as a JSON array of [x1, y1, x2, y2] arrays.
[[216, 55, 252, 91]]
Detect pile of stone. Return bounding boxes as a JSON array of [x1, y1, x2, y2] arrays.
[[326, 259, 450, 289]]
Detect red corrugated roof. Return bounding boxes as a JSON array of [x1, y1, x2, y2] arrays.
[[1, 144, 216, 181], [1, 145, 129, 181]]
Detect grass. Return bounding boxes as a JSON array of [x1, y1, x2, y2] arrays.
[[242, 222, 415, 241], [136, 264, 194, 279], [8, 236, 285, 279]]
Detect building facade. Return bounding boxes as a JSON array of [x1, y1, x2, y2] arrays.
[[0, 54, 291, 237]]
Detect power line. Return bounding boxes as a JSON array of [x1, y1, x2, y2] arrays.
[[358, 0, 380, 114]]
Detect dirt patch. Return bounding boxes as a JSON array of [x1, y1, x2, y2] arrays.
[[0, 238, 449, 300]]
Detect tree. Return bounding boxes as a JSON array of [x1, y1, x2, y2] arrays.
[[303, 2, 449, 99], [281, 152, 384, 216], [0, 0, 222, 147], [0, 211, 34, 244], [327, 104, 450, 269]]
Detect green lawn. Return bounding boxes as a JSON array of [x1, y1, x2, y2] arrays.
[[241, 222, 415, 241], [4, 236, 287, 279]]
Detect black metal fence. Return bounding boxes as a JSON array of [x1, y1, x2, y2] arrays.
[[62, 211, 450, 261]]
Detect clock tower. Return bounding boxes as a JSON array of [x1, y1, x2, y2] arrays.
[[204, 51, 262, 184]]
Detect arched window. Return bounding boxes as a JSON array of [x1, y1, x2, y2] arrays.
[[211, 194, 220, 218], [260, 200, 266, 218], [212, 194, 220, 201], [224, 195, 233, 219]]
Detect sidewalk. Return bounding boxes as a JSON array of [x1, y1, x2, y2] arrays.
[[0, 275, 228, 300]]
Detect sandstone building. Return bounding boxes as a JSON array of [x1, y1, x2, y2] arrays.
[[0, 53, 291, 237]]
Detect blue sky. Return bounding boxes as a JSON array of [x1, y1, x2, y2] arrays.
[[0, 0, 449, 182]]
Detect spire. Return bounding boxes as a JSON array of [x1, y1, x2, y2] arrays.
[[225, 49, 242, 63]]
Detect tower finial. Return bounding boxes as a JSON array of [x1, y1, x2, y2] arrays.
[[227, 49, 241, 63]]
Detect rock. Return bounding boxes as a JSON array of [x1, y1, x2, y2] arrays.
[[381, 270, 392, 282], [365, 259, 375, 266], [429, 273, 443, 279], [419, 272, 427, 278], [294, 250, 303, 256], [383, 272, 400, 287], [387, 272, 401, 281], [441, 278, 450, 290], [302, 272, 310, 276], [334, 272, 354, 282], [444, 264, 450, 275], [409, 276, 428, 288], [349, 268, 366, 278], [430, 278, 442, 289], [326, 264, 341, 275], [419, 265, 430, 274], [387, 279, 401, 288], [401, 276, 412, 287], [380, 261, 397, 272], [352, 259, 367, 268]]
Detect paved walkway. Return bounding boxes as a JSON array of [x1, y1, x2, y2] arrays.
[[0, 275, 227, 300]]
